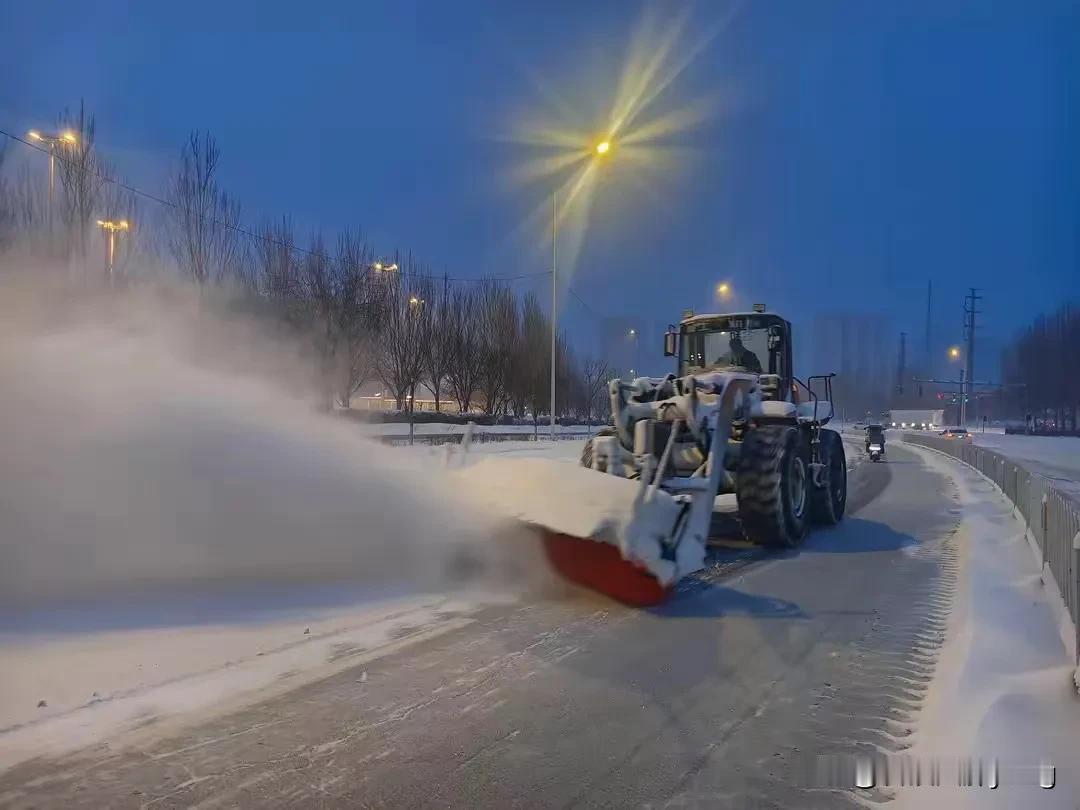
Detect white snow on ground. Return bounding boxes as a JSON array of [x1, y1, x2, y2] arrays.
[[972, 432, 1080, 499], [896, 444, 1080, 809], [0, 592, 503, 770]]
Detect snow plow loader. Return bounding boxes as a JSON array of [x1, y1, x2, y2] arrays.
[[537, 308, 847, 606]]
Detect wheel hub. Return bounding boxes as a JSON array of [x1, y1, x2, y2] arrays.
[[790, 455, 807, 517]]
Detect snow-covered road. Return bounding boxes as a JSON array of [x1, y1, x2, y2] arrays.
[[0, 440, 976, 808], [3, 436, 1077, 808]]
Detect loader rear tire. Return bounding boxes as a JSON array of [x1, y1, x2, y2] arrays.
[[810, 429, 846, 526], [736, 425, 809, 548], [580, 427, 616, 472]]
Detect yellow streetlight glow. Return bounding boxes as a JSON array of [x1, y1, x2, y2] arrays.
[[373, 262, 383, 271], [595, 140, 611, 155], [61, 130, 77, 144], [28, 130, 42, 141], [948, 346, 961, 360], [409, 296, 421, 305]]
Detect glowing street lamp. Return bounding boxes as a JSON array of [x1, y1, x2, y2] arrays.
[[27, 128, 78, 209], [948, 346, 961, 360], [372, 260, 399, 273], [548, 136, 615, 439], [96, 219, 130, 285], [715, 281, 732, 303]]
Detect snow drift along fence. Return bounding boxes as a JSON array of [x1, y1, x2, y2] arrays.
[[906, 433, 1080, 665]]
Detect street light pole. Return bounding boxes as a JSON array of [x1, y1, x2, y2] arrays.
[[96, 219, 129, 286], [544, 138, 611, 443], [550, 190, 557, 442], [28, 129, 77, 222]]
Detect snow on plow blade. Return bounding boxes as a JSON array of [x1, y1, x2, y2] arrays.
[[451, 456, 696, 607]]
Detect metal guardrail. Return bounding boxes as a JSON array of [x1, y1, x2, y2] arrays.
[[905, 433, 1080, 666]]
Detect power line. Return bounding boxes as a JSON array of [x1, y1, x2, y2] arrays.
[[566, 284, 603, 320], [0, 126, 549, 285]]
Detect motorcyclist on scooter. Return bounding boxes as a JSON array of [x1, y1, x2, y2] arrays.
[[865, 424, 885, 455]]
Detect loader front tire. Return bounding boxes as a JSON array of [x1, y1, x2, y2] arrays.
[[736, 425, 809, 548], [580, 427, 616, 472], [810, 429, 847, 526]]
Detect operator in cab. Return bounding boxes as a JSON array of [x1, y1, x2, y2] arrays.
[[714, 332, 763, 373], [865, 424, 886, 455]]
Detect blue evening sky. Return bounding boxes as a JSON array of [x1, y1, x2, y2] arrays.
[[2, 0, 1077, 372]]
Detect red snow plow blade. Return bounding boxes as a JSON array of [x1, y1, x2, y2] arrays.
[[539, 529, 671, 607]]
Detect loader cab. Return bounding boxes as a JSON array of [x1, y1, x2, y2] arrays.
[[664, 311, 794, 397]]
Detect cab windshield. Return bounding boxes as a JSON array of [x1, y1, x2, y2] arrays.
[[680, 315, 783, 376]]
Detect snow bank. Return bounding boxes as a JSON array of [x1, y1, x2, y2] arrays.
[[896, 446, 1080, 809], [973, 433, 1080, 499]]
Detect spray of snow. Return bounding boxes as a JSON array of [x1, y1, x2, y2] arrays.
[[0, 274, 569, 767], [0, 279, 547, 607]]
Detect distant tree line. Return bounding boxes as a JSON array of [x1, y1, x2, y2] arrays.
[[1001, 302, 1080, 432], [0, 104, 616, 425]]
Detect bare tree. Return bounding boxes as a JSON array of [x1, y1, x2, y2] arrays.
[[0, 143, 14, 252], [519, 292, 551, 432], [56, 102, 107, 263], [1003, 302, 1080, 431], [476, 280, 519, 415], [302, 234, 339, 409], [581, 357, 612, 426], [376, 262, 429, 410], [166, 131, 242, 288], [444, 285, 482, 412], [420, 274, 453, 412], [253, 217, 301, 305], [335, 230, 384, 408]]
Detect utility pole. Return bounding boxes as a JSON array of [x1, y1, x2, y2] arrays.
[[962, 288, 982, 427], [550, 191, 557, 442], [896, 332, 907, 396], [924, 280, 933, 379]]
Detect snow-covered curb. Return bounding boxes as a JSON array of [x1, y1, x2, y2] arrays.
[[896, 445, 1080, 808], [905, 437, 1080, 682]]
